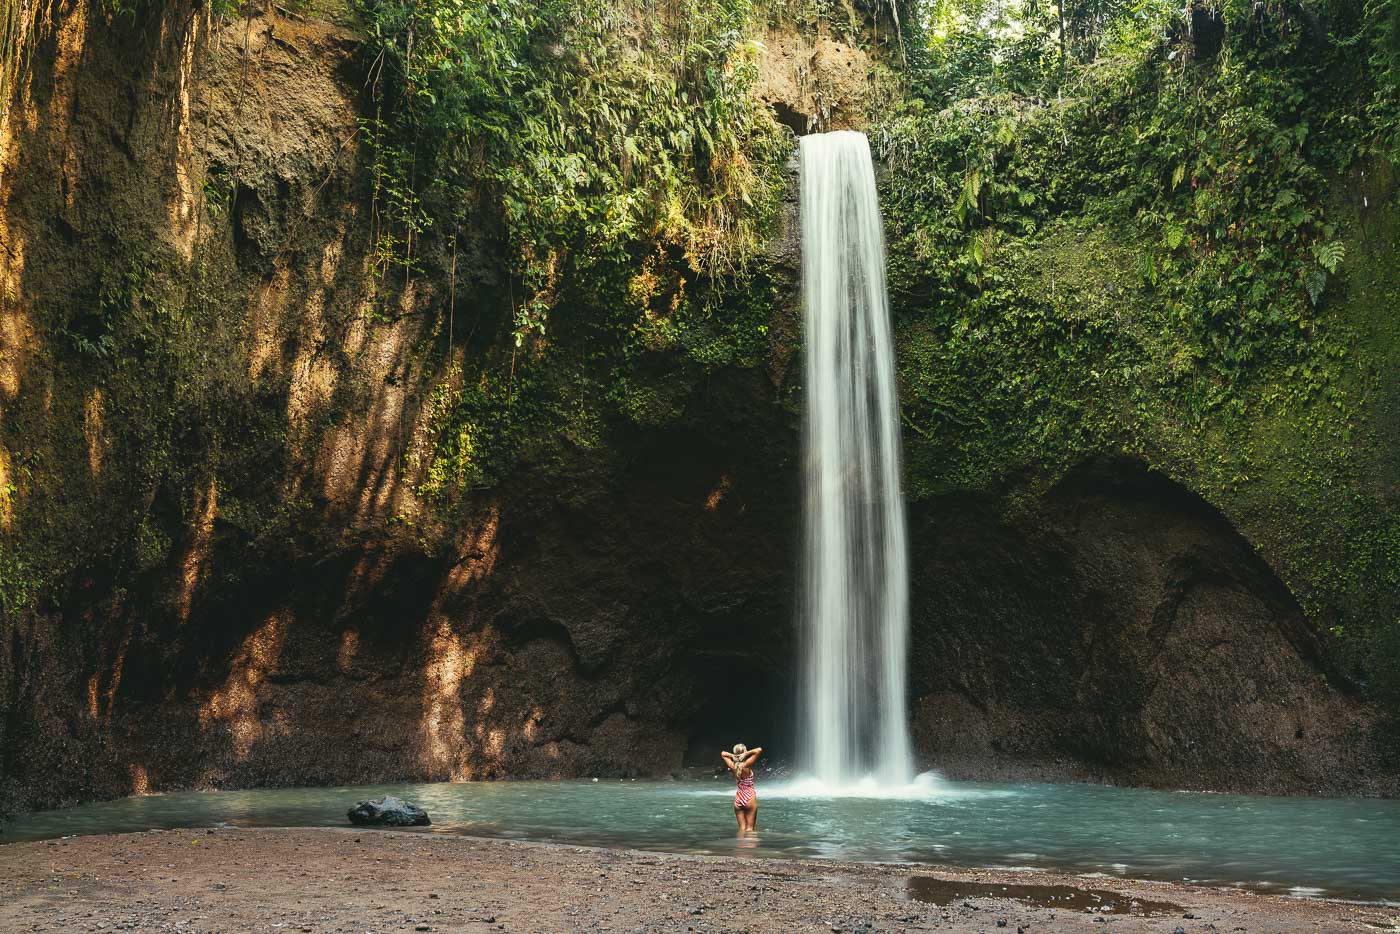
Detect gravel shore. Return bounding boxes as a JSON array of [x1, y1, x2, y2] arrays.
[[0, 827, 1394, 932]]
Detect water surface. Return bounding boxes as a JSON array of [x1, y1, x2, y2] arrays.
[[4, 775, 1397, 902]]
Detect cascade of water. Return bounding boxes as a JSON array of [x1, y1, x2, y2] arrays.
[[797, 130, 914, 787]]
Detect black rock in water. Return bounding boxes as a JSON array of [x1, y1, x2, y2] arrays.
[[346, 796, 430, 827]]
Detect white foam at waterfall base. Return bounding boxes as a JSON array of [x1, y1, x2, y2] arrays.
[[686, 771, 985, 801], [796, 129, 915, 790], [766, 771, 964, 800]]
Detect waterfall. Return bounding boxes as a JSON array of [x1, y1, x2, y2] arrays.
[[797, 130, 914, 787]]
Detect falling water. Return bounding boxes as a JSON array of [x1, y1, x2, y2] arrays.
[[797, 130, 914, 787]]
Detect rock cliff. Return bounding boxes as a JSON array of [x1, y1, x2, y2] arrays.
[[0, 1, 1393, 814]]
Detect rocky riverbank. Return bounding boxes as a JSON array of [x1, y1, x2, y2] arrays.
[[0, 828, 1393, 932]]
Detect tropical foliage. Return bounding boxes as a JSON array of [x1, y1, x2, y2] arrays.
[[877, 0, 1398, 692], [356, 0, 787, 342]]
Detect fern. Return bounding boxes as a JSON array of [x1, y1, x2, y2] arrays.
[[1312, 240, 1346, 275]]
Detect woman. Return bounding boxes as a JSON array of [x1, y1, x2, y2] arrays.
[[720, 743, 762, 833]]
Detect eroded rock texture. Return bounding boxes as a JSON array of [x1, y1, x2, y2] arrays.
[[0, 5, 799, 809], [908, 458, 1394, 794]]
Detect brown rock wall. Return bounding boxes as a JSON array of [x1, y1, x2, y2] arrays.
[[0, 3, 1391, 818]]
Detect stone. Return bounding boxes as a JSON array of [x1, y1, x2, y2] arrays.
[[345, 797, 430, 827]]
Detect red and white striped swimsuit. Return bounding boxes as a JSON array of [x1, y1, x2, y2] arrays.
[[734, 771, 756, 809]]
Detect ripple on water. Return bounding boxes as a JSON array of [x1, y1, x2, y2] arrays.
[[3, 777, 1398, 902]]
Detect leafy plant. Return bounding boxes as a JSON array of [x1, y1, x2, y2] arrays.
[[877, 0, 1400, 698], [356, 0, 789, 493]]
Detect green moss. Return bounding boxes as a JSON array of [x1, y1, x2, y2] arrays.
[[608, 370, 697, 427], [0, 548, 36, 616], [877, 0, 1400, 700]]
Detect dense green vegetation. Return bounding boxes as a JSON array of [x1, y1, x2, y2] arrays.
[[353, 0, 800, 501], [358, 0, 787, 301], [875, 0, 1398, 692]]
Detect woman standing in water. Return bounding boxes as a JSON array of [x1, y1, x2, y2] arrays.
[[721, 743, 762, 832]]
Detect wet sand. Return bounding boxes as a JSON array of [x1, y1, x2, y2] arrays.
[[0, 827, 1394, 932]]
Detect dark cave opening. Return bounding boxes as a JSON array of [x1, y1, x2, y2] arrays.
[[771, 100, 813, 137], [680, 649, 795, 769]]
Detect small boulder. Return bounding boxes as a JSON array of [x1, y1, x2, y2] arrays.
[[346, 796, 431, 827]]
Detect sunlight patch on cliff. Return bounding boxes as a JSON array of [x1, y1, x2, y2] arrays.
[[85, 619, 134, 721], [705, 473, 732, 510], [246, 269, 291, 383], [478, 724, 507, 761], [162, 9, 201, 260], [336, 629, 359, 673], [86, 673, 99, 720], [83, 387, 106, 478], [249, 233, 357, 440], [199, 610, 291, 759], [0, 0, 74, 190], [317, 308, 419, 522], [176, 475, 218, 625], [48, 4, 86, 219], [415, 505, 504, 777], [0, 1, 38, 165], [0, 225, 30, 403], [102, 621, 134, 719], [470, 689, 511, 773], [443, 504, 501, 592], [284, 286, 338, 463], [128, 764, 150, 795], [0, 444, 13, 531], [339, 550, 396, 610], [750, 27, 877, 134], [0, 2, 60, 411], [419, 617, 480, 780]]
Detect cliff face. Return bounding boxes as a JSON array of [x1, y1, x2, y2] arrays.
[[0, 2, 1393, 814], [0, 3, 808, 810], [908, 458, 1393, 795]]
